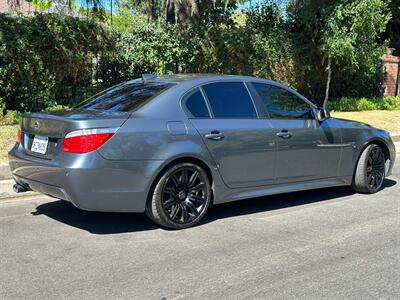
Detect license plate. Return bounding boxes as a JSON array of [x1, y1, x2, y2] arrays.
[[31, 135, 49, 154]]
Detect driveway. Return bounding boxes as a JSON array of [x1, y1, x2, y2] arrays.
[[1, 164, 399, 299]]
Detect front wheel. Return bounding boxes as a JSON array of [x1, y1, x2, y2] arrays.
[[351, 144, 386, 194], [146, 162, 212, 229]]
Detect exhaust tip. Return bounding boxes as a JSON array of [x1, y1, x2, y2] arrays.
[[13, 183, 28, 193]]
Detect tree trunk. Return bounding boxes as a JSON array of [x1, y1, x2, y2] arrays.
[[323, 58, 332, 108], [166, 0, 176, 23], [149, 0, 157, 21], [174, 0, 201, 24]]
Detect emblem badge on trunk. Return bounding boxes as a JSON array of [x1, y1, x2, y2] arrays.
[[33, 121, 40, 129]]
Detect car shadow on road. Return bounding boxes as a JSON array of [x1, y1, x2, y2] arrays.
[[32, 179, 397, 234], [202, 178, 397, 226]]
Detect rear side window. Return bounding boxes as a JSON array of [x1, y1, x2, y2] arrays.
[[183, 89, 210, 118], [202, 82, 257, 119], [74, 80, 175, 112], [252, 83, 314, 119]]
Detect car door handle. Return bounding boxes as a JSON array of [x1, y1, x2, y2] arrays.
[[205, 131, 225, 141], [276, 130, 293, 139]]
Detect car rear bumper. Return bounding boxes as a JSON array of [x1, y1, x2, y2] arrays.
[[8, 144, 164, 213]]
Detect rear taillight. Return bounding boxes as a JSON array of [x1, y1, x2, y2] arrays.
[[17, 128, 22, 144], [62, 128, 118, 154]]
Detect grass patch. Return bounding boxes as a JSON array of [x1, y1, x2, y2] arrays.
[[0, 125, 18, 163], [331, 111, 400, 133]]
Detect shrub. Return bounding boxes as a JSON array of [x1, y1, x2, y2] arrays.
[[328, 96, 400, 112], [0, 13, 111, 112], [0, 98, 21, 125], [45, 104, 70, 112], [0, 110, 21, 125], [376, 96, 400, 110]]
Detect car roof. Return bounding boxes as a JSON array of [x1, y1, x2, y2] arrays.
[[151, 73, 263, 84], [150, 73, 315, 106], [144, 73, 297, 91]]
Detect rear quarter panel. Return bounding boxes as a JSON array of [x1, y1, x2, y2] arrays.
[[98, 118, 212, 162]]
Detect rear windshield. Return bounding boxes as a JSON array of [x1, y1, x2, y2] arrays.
[[73, 80, 175, 112]]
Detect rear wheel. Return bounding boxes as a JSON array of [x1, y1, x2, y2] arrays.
[[351, 144, 386, 194], [145, 162, 212, 229]]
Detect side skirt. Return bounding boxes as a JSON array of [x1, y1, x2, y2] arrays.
[[215, 177, 352, 205]]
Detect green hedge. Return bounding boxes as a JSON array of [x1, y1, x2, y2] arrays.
[[0, 13, 111, 112], [327, 97, 400, 112]]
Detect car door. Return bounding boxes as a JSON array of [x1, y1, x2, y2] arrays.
[[250, 82, 342, 184], [183, 82, 276, 188]]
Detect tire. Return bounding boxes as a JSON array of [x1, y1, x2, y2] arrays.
[[351, 144, 386, 194], [145, 162, 212, 229]]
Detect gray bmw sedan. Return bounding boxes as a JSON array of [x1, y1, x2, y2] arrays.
[[9, 74, 396, 229]]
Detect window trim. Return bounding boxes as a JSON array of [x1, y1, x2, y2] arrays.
[[249, 81, 317, 120], [199, 87, 214, 118], [181, 88, 212, 119]]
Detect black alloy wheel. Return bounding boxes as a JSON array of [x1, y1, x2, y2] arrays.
[[365, 145, 385, 190], [146, 162, 212, 229], [352, 144, 387, 194]]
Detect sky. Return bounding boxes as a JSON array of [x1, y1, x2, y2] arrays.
[[74, 0, 281, 14]]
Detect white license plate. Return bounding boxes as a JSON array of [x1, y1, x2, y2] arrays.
[[31, 135, 49, 154]]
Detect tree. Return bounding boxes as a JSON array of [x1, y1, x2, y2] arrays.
[[384, 0, 400, 54], [320, 0, 390, 107]]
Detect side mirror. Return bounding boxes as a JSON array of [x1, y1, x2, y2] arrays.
[[316, 107, 330, 122]]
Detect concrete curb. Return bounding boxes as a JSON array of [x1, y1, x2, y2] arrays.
[[0, 164, 11, 181], [0, 179, 39, 201]]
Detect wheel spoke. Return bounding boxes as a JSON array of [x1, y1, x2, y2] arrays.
[[378, 152, 384, 163], [188, 171, 199, 187], [169, 175, 179, 188], [180, 169, 188, 184], [372, 149, 379, 160], [181, 204, 188, 222], [170, 204, 180, 220], [186, 200, 199, 216], [191, 182, 205, 192], [189, 195, 205, 204], [163, 198, 175, 209], [367, 173, 373, 184], [371, 176, 376, 188], [164, 187, 175, 196]]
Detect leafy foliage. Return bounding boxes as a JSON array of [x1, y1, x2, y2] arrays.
[[0, 0, 396, 113], [328, 96, 400, 112], [0, 13, 111, 112], [321, 0, 389, 70]]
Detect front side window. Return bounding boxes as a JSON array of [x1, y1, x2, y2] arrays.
[[252, 83, 314, 119], [74, 80, 175, 113], [183, 89, 210, 118], [202, 82, 257, 119]]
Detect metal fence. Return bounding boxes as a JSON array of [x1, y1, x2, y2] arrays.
[[54, 85, 103, 107]]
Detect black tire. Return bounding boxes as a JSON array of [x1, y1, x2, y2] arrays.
[[351, 144, 386, 194], [145, 162, 212, 229]]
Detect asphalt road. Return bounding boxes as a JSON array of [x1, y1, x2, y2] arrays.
[[1, 164, 399, 300]]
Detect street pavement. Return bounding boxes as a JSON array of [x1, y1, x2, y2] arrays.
[[1, 164, 399, 299]]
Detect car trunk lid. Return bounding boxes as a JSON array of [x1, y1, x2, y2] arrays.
[[21, 109, 130, 159]]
